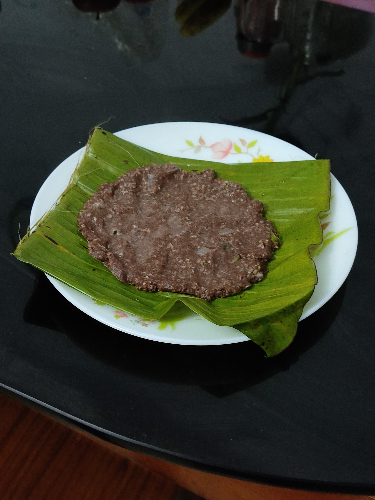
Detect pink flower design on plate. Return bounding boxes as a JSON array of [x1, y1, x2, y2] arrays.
[[209, 139, 233, 159], [113, 311, 128, 319]]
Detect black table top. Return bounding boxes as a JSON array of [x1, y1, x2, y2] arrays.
[[2, 0, 375, 493]]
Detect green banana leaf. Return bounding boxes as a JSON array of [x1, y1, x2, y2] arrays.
[[13, 128, 330, 356]]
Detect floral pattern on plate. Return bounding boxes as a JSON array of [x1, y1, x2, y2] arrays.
[[185, 136, 273, 161]]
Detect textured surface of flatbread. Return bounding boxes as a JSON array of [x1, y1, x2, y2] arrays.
[[78, 164, 278, 300]]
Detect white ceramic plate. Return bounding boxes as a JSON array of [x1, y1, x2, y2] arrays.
[[30, 122, 358, 345]]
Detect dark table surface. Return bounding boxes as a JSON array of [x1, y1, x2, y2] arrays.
[[2, 0, 375, 494]]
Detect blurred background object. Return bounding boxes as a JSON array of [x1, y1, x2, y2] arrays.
[[73, 0, 121, 18], [230, 0, 373, 136], [175, 0, 232, 37], [236, 0, 284, 58], [321, 0, 375, 13], [69, 0, 166, 61], [235, 0, 373, 63]]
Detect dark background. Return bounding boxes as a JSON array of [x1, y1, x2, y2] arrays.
[[1, 0, 375, 493]]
